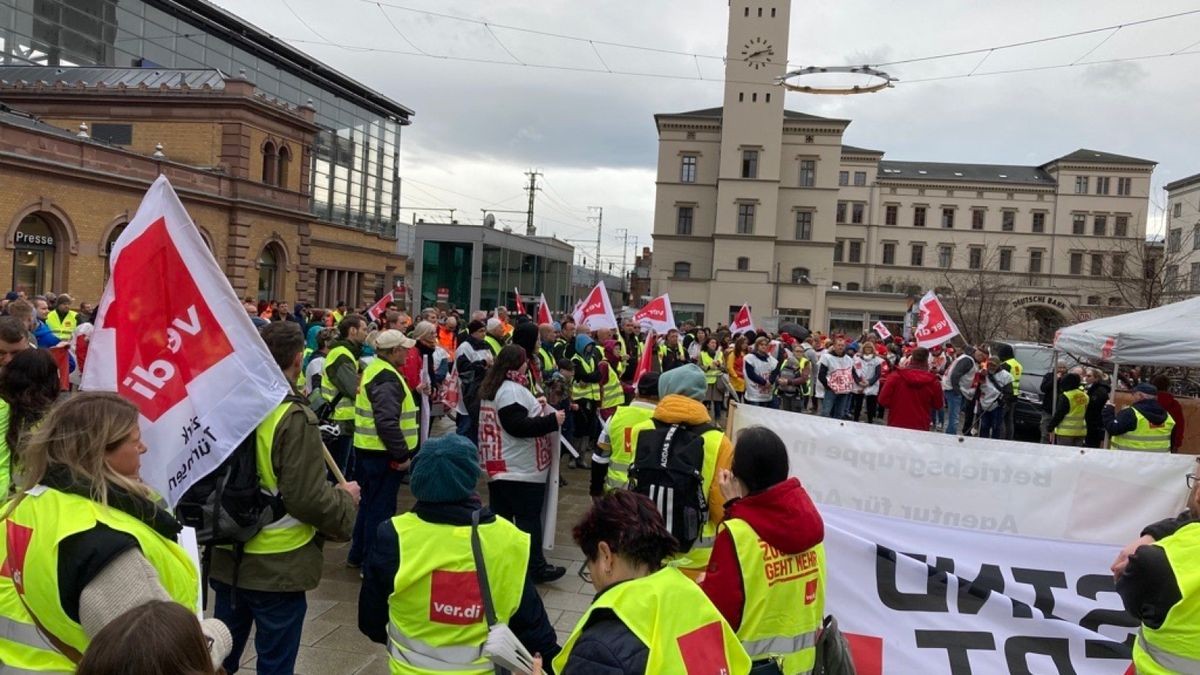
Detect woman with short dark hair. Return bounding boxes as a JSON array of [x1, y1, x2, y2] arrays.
[[555, 491, 750, 674], [700, 426, 826, 674], [77, 601, 217, 675]]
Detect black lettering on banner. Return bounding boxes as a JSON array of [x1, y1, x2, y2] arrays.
[[914, 630, 995, 675], [874, 546, 950, 612], [1076, 574, 1136, 659], [957, 563, 1005, 616], [1011, 568, 1067, 620], [1004, 636, 1076, 675]]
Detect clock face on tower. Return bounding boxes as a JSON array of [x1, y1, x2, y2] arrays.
[[741, 36, 775, 69]]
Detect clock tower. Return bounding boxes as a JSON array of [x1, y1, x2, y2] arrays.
[[710, 1, 792, 318]]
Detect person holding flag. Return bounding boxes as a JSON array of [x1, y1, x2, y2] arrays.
[[213, 322, 360, 674]]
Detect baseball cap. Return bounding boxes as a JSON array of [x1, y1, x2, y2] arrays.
[[374, 329, 416, 350]]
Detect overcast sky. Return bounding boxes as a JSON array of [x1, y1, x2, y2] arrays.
[[215, 0, 1200, 274]]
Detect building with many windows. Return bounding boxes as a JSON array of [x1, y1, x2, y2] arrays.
[[413, 221, 573, 314], [650, 0, 1155, 340], [0, 0, 412, 306], [1165, 172, 1200, 296]]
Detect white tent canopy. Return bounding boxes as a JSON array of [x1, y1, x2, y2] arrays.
[[1053, 295, 1200, 366]]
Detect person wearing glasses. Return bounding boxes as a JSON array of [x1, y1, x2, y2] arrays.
[[1112, 458, 1200, 673], [554, 491, 750, 674]]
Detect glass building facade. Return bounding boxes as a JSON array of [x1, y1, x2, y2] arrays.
[[0, 0, 409, 237]]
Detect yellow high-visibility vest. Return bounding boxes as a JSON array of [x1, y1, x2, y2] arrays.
[[241, 401, 318, 555], [571, 354, 600, 402], [2, 487, 197, 658], [599, 365, 624, 409], [1055, 389, 1088, 438], [483, 335, 504, 358], [386, 513, 528, 674], [724, 518, 825, 673], [1132, 522, 1200, 674], [554, 566, 751, 674], [320, 345, 358, 422], [1004, 357, 1023, 395], [1111, 408, 1175, 452], [353, 358, 419, 453], [43, 311, 77, 342], [699, 351, 721, 385], [603, 403, 656, 492]]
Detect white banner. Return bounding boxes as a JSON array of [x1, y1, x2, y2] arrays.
[[729, 405, 1192, 674], [83, 176, 288, 506]]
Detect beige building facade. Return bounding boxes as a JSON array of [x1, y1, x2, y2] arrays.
[[1165, 172, 1200, 295], [650, 0, 1156, 341]]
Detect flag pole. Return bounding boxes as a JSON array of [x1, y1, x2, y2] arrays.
[[322, 445, 349, 486]]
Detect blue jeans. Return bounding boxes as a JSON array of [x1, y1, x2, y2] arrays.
[[979, 406, 1005, 439], [348, 451, 404, 566], [212, 580, 306, 675], [821, 393, 849, 419], [944, 391, 963, 435]]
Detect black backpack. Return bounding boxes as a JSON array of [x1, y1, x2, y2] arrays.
[[628, 420, 715, 553], [175, 393, 307, 546]]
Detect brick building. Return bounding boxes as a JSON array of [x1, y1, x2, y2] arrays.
[[0, 0, 414, 308]]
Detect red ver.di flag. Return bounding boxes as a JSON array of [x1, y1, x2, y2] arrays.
[[365, 291, 394, 322], [83, 175, 288, 506], [536, 294, 553, 325], [913, 290, 961, 348], [730, 304, 755, 335], [872, 321, 892, 340], [572, 281, 618, 331], [633, 293, 675, 333]]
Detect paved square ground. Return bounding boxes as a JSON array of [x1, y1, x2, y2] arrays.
[[218, 462, 599, 674]]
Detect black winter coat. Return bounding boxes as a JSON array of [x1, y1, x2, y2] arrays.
[[559, 608, 648, 674]]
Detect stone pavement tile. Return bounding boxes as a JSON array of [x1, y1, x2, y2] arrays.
[[312, 600, 359, 626], [540, 588, 594, 613], [299, 618, 340, 647], [308, 578, 363, 603], [352, 655, 392, 675], [244, 644, 375, 675], [305, 598, 339, 621], [312, 625, 388, 658], [553, 610, 584, 633]]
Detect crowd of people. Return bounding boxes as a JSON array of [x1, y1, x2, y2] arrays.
[[0, 288, 1192, 674]]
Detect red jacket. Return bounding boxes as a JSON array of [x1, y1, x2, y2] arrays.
[[699, 478, 824, 631], [878, 365, 944, 431], [1156, 392, 1187, 451]]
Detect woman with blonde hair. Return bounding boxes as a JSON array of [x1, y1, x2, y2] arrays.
[[0, 392, 230, 671]]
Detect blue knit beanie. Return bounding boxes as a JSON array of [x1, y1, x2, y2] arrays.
[[658, 364, 707, 401], [411, 434, 480, 503]]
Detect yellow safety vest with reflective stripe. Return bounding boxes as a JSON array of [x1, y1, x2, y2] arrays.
[[241, 401, 318, 556], [555, 566, 751, 674], [627, 423, 724, 571], [2, 487, 198, 658], [386, 512, 528, 674], [1055, 389, 1088, 438], [658, 342, 686, 365], [354, 358, 419, 453], [1132, 522, 1200, 675], [1111, 407, 1175, 452], [43, 311, 76, 342], [0, 400, 11, 498], [297, 347, 313, 390], [0, 563, 72, 672], [571, 353, 600, 401], [1004, 358, 1023, 395], [603, 403, 656, 492], [724, 518, 824, 673], [332, 310, 345, 325], [320, 345, 358, 421], [699, 351, 721, 385], [537, 345, 555, 374], [599, 365, 624, 409], [483, 335, 504, 358]]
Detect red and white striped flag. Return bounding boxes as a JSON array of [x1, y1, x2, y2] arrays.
[[537, 294, 553, 325]]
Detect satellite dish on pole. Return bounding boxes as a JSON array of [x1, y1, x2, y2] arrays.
[[483, 213, 496, 229]]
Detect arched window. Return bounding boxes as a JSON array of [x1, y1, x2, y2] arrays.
[[257, 243, 283, 302], [877, 283, 894, 293], [104, 223, 127, 257], [736, 256, 749, 271], [846, 282, 861, 291], [12, 213, 59, 296], [791, 267, 810, 284], [276, 144, 291, 188], [673, 261, 691, 279], [261, 141, 277, 185]]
